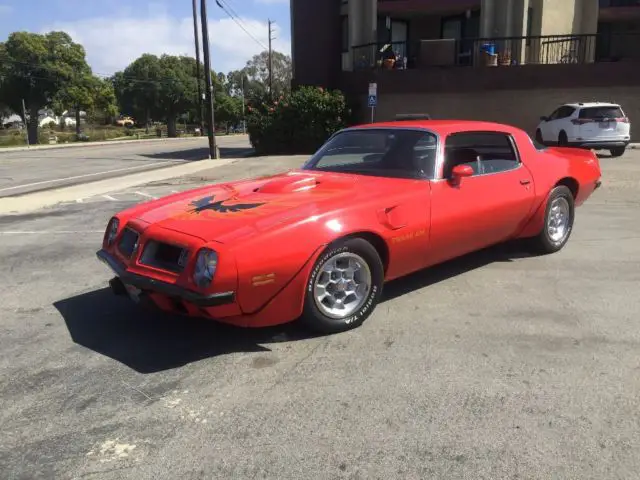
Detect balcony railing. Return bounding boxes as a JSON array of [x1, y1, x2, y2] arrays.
[[351, 32, 640, 71], [599, 0, 640, 7]]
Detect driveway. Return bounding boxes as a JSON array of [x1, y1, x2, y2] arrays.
[[0, 151, 639, 479]]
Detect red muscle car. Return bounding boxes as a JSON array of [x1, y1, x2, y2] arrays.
[[97, 120, 602, 333]]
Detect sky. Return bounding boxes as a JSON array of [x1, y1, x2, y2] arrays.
[[0, 0, 291, 76]]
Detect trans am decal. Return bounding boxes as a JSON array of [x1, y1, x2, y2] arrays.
[[189, 195, 265, 214]]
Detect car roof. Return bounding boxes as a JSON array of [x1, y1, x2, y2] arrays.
[[563, 102, 621, 108], [353, 119, 523, 136]]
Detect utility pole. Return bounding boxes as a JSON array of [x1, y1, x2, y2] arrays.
[[200, 0, 219, 159], [241, 75, 246, 134], [192, 0, 205, 136], [21, 98, 29, 147], [268, 19, 275, 99]]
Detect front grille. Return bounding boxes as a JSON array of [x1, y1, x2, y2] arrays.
[[118, 228, 139, 258], [139, 240, 189, 273]]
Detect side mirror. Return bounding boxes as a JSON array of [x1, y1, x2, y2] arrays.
[[540, 116, 549, 122], [450, 164, 474, 185]]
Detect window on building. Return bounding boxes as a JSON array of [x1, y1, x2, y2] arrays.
[[341, 15, 349, 52]]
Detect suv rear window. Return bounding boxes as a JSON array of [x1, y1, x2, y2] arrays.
[[578, 106, 624, 120]]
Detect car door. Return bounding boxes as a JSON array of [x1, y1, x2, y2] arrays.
[[539, 108, 561, 141], [427, 131, 536, 266], [542, 106, 574, 142]]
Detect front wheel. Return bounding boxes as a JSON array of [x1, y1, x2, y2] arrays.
[[301, 237, 384, 334], [558, 131, 568, 147], [609, 146, 626, 157], [529, 185, 575, 254]]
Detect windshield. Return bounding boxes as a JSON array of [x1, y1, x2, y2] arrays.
[[302, 128, 438, 179]]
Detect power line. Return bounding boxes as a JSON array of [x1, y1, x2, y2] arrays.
[[215, 0, 268, 50]]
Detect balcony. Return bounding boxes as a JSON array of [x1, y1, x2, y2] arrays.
[[599, 0, 640, 7], [351, 32, 640, 71]]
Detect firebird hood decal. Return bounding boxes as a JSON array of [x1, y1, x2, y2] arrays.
[[189, 195, 265, 214], [132, 171, 420, 244]]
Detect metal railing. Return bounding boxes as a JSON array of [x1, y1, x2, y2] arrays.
[[599, 0, 640, 7], [352, 41, 409, 71], [350, 32, 640, 70]]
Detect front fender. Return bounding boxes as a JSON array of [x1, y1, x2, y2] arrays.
[[232, 207, 393, 314]]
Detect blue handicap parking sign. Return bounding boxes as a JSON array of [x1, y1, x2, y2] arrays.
[[368, 95, 377, 107]]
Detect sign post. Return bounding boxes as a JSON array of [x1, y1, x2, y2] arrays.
[[368, 82, 377, 123]]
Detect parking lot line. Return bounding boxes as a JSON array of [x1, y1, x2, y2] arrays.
[[0, 161, 176, 193], [135, 191, 157, 199]]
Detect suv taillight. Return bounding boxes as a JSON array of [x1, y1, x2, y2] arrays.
[[616, 117, 629, 123]]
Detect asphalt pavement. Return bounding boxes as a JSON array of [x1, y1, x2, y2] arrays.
[[1, 151, 640, 479], [0, 135, 252, 198]]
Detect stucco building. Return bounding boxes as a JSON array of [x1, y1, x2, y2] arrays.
[[290, 0, 640, 139]]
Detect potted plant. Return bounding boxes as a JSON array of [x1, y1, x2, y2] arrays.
[[498, 49, 512, 66]]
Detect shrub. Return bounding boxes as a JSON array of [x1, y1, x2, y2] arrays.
[[247, 86, 350, 155]]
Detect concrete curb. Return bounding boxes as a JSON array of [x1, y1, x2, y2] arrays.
[[0, 134, 249, 153], [628, 143, 639, 150], [0, 158, 238, 216]]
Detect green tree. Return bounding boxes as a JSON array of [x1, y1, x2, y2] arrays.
[[0, 31, 93, 144], [114, 54, 215, 137], [156, 55, 200, 137], [92, 78, 118, 125], [113, 54, 162, 133], [225, 69, 265, 103], [215, 95, 243, 132], [243, 50, 292, 98]]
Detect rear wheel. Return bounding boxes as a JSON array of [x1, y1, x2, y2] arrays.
[[609, 146, 626, 157], [558, 131, 568, 147], [529, 185, 575, 254], [301, 237, 384, 334]]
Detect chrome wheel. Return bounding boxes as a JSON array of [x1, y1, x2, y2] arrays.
[[313, 252, 372, 319], [547, 196, 570, 243]]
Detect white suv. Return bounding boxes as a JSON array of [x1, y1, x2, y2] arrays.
[[535, 102, 631, 157]]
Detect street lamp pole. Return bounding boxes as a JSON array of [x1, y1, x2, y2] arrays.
[[191, 0, 205, 136], [200, 0, 219, 159]]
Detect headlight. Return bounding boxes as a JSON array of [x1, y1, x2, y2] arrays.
[[193, 248, 218, 288], [105, 218, 119, 246]]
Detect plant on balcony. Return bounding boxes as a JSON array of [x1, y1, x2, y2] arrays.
[[498, 49, 512, 66], [247, 86, 351, 155]]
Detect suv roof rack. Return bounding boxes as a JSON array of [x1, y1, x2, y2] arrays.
[[395, 113, 431, 121]]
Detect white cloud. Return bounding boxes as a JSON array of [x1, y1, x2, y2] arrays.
[[45, 12, 291, 75], [0, 4, 14, 15]]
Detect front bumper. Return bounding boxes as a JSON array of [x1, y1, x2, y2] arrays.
[[96, 249, 235, 307]]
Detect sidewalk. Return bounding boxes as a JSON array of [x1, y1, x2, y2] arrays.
[[0, 133, 248, 153], [0, 157, 239, 215]]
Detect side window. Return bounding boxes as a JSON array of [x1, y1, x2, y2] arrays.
[[548, 108, 562, 120], [443, 132, 519, 178], [412, 133, 438, 178], [558, 106, 575, 119]]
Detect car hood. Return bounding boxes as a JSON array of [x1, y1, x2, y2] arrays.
[[134, 170, 412, 244]]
